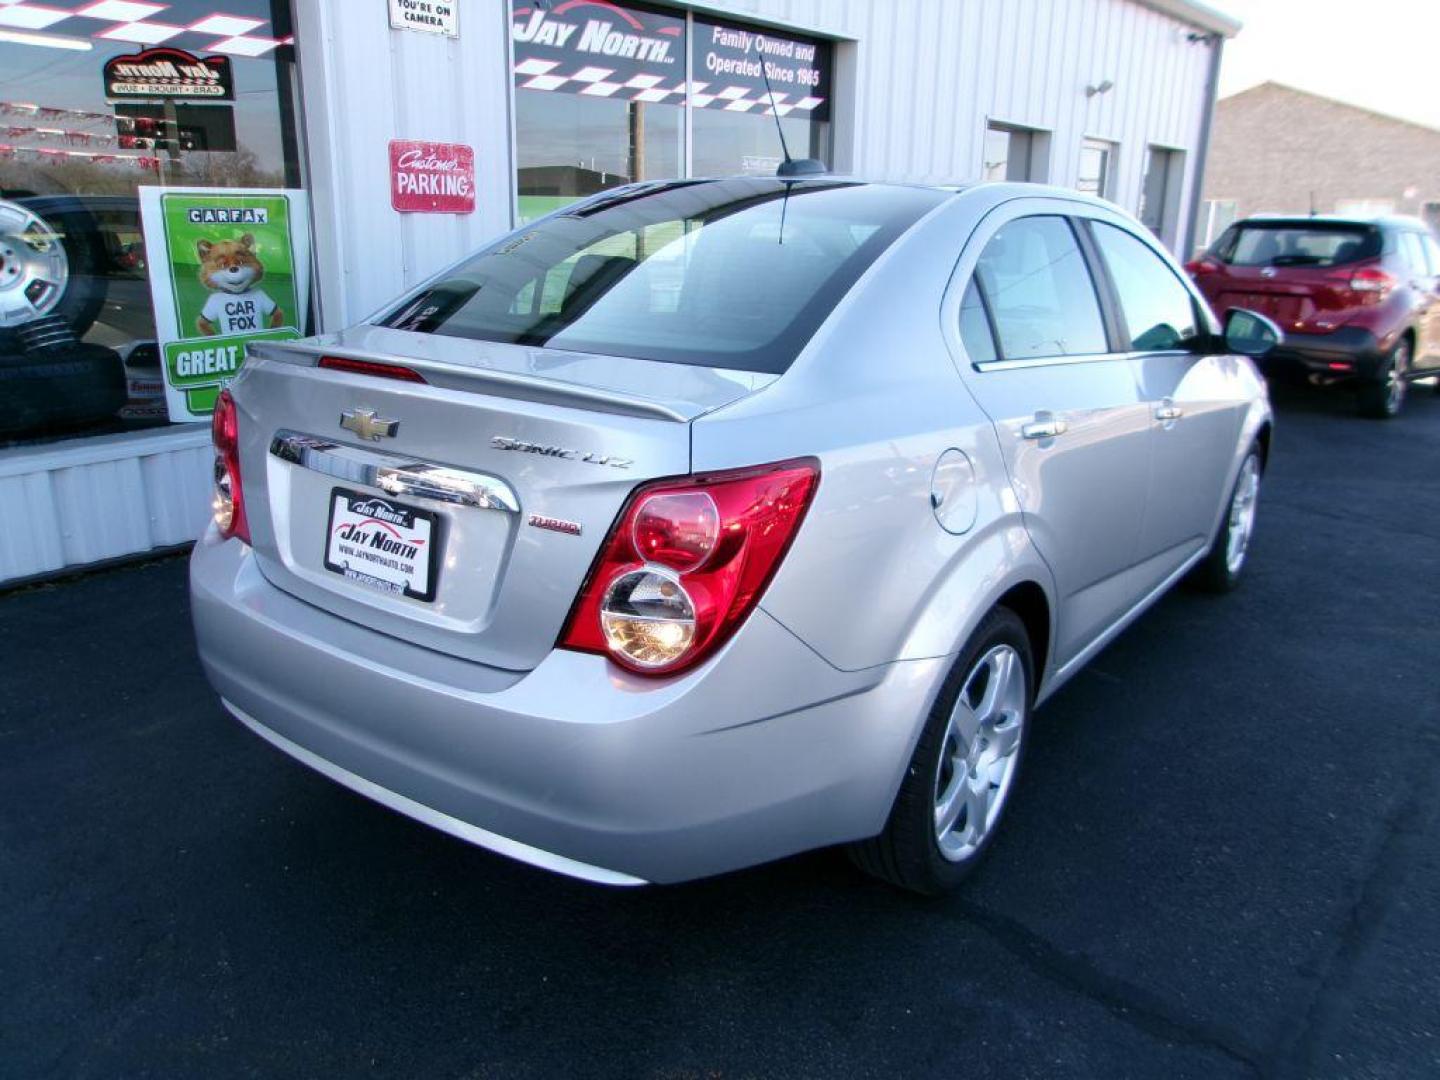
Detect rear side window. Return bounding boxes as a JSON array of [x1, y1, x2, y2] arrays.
[[377, 179, 947, 374], [1217, 223, 1381, 267], [1424, 234, 1440, 276], [1398, 232, 1429, 276], [958, 281, 998, 364], [1090, 222, 1199, 351], [972, 216, 1109, 361]]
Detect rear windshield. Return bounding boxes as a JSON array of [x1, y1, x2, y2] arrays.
[[1215, 222, 1381, 268], [376, 178, 946, 374]]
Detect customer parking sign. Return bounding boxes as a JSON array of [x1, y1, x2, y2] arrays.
[[139, 187, 311, 421]]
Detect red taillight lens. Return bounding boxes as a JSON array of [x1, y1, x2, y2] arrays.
[[210, 388, 250, 544], [559, 459, 820, 676], [632, 491, 719, 572], [1327, 263, 1395, 306], [318, 355, 427, 382], [1185, 258, 1221, 276], [1347, 267, 1395, 295]]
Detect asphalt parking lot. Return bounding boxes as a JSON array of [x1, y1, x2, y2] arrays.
[[3, 379, 1439, 1080]]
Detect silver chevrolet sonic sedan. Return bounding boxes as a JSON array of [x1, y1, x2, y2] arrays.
[[191, 177, 1277, 894]]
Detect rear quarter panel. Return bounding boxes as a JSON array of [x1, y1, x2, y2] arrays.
[[691, 194, 1056, 679]]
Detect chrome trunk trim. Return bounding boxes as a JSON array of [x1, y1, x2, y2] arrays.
[[269, 430, 520, 513]]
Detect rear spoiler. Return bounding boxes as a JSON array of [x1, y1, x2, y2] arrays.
[[246, 340, 695, 423]]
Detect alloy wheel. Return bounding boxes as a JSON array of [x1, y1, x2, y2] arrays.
[[1385, 341, 1410, 414], [933, 644, 1027, 862], [1225, 454, 1261, 574], [0, 201, 69, 328]]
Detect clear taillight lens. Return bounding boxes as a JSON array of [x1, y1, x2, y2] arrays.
[[210, 389, 250, 544], [559, 459, 820, 676], [600, 567, 697, 668]]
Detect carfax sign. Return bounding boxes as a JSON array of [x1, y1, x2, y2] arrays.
[[138, 187, 311, 422]]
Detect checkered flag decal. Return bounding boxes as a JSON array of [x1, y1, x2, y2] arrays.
[[0, 1, 291, 57], [514, 58, 825, 116]]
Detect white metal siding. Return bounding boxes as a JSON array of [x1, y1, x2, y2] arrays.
[[0, 430, 211, 584], [293, 0, 516, 330]]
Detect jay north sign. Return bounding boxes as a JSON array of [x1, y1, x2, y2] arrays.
[[511, 1, 830, 119], [104, 48, 234, 101]]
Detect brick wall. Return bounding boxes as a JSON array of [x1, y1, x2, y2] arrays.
[[1203, 82, 1440, 224]]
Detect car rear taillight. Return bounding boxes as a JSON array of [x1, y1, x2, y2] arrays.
[[318, 355, 427, 382], [1346, 267, 1395, 294], [559, 459, 820, 676], [210, 388, 250, 544], [1185, 258, 1221, 277], [1328, 264, 1396, 306]]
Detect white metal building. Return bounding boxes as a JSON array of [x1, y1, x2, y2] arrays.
[[0, 0, 1239, 585]]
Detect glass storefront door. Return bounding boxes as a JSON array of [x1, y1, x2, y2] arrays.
[[0, 0, 301, 447]]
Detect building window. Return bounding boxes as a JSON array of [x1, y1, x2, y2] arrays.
[[1139, 146, 1184, 245], [511, 2, 833, 222], [1077, 138, 1115, 199], [1201, 199, 1238, 248], [689, 15, 831, 177], [982, 123, 1045, 182], [0, 2, 302, 449]]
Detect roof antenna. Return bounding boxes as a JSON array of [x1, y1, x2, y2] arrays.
[[755, 37, 826, 178]]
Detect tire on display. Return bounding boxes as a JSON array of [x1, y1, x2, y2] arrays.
[[849, 606, 1033, 896], [1357, 337, 1410, 419], [1189, 443, 1263, 594], [0, 196, 108, 339], [0, 343, 127, 439]]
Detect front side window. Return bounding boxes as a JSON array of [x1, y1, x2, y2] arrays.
[[972, 216, 1109, 361], [1090, 222, 1199, 351], [380, 179, 945, 374]]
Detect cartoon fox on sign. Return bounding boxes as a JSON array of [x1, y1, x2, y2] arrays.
[[195, 234, 285, 336]]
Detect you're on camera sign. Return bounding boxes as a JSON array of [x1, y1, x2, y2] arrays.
[[388, 0, 458, 37]]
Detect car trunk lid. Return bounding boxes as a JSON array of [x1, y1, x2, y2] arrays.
[[231, 327, 775, 671]]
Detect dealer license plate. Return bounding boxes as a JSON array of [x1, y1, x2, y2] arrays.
[[323, 487, 439, 602]]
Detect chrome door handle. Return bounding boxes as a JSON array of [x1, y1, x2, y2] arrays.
[[1021, 414, 1068, 440], [1154, 401, 1184, 423]]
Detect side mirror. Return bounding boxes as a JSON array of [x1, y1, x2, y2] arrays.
[[1223, 308, 1282, 357]]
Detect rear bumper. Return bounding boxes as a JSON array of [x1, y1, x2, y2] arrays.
[[190, 529, 943, 884], [1261, 326, 1389, 379]]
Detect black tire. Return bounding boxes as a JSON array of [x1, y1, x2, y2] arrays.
[[1357, 337, 1411, 419], [0, 343, 127, 439], [2, 196, 110, 340], [848, 606, 1033, 895], [1189, 443, 1263, 594]]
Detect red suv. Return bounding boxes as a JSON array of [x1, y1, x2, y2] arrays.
[[1188, 216, 1440, 418]]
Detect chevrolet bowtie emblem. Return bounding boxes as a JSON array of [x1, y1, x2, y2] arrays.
[[340, 408, 399, 441]]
